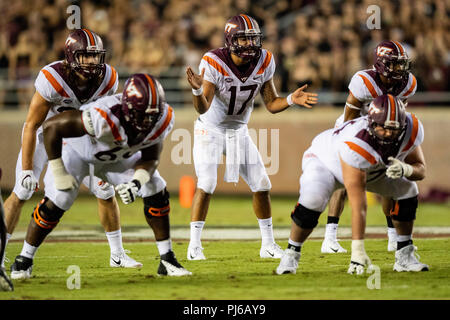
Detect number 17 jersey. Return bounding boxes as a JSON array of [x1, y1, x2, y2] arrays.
[[198, 48, 275, 129]]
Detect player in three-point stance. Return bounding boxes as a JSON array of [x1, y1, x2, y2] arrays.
[[276, 94, 428, 275], [185, 14, 318, 260], [11, 74, 191, 277]]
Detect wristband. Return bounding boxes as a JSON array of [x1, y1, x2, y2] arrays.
[[192, 87, 203, 96], [49, 158, 67, 177], [132, 168, 150, 189], [351, 239, 365, 254], [286, 93, 294, 106], [403, 163, 413, 178]]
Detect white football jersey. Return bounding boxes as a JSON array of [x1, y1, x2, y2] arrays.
[[34, 61, 118, 120], [198, 48, 275, 129], [306, 112, 423, 184], [348, 68, 417, 116], [71, 94, 174, 164]]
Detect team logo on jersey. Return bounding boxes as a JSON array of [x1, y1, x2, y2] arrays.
[[225, 23, 238, 33], [241, 77, 248, 82], [377, 46, 393, 57]]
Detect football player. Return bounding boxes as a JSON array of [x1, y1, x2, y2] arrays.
[[0, 168, 14, 291], [321, 40, 418, 254], [276, 94, 428, 275], [2, 29, 141, 272], [185, 14, 318, 260], [10, 74, 191, 278]]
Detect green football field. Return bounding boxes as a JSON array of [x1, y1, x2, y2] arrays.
[[1, 193, 450, 300]]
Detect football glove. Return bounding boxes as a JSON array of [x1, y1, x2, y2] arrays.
[[115, 180, 141, 204], [48, 158, 78, 190], [347, 240, 372, 275], [386, 156, 413, 179], [20, 170, 39, 192]]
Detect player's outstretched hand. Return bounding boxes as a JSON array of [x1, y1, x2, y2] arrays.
[[291, 84, 318, 108], [347, 250, 372, 275], [115, 181, 139, 204], [186, 67, 205, 90]]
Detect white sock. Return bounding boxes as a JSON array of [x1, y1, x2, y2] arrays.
[[156, 239, 172, 256], [258, 217, 275, 246], [397, 234, 412, 242], [387, 227, 398, 239], [20, 241, 38, 259], [325, 223, 338, 240], [288, 238, 303, 248], [190, 221, 205, 247], [106, 229, 124, 255]]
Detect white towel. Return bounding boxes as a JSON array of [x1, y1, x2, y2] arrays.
[[224, 128, 240, 183]]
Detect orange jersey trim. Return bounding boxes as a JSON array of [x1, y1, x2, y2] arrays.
[[256, 51, 272, 75], [402, 113, 419, 153], [403, 75, 417, 97], [94, 107, 123, 142], [148, 106, 173, 141], [344, 141, 377, 165], [41, 69, 69, 98], [358, 74, 378, 98], [100, 66, 117, 96], [202, 56, 229, 76]]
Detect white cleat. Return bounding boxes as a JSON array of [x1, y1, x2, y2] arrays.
[[276, 248, 301, 275], [260, 242, 284, 259], [321, 238, 347, 253], [393, 245, 429, 272], [187, 245, 206, 260], [158, 251, 192, 276], [110, 250, 143, 268]]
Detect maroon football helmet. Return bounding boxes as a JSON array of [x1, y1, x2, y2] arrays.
[[374, 40, 410, 80], [121, 73, 165, 133], [224, 14, 262, 61], [368, 94, 407, 145], [64, 29, 105, 79]]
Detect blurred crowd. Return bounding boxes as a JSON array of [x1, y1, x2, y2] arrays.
[[0, 0, 448, 109]]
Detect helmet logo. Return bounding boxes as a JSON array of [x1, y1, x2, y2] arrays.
[[225, 23, 238, 33], [65, 36, 77, 46], [377, 46, 393, 57], [369, 104, 381, 115], [126, 79, 143, 98]]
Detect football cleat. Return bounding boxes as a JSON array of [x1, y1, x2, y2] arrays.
[[158, 251, 192, 276], [393, 245, 429, 272], [260, 242, 284, 258], [0, 267, 14, 291], [10, 255, 33, 280], [110, 250, 143, 268], [321, 238, 347, 253], [187, 245, 206, 260], [276, 248, 301, 275]]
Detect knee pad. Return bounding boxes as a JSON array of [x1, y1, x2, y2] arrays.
[[291, 203, 322, 229], [390, 196, 418, 222], [32, 197, 65, 229], [144, 188, 170, 218]]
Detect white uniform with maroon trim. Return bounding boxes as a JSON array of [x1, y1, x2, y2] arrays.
[[44, 94, 174, 211], [335, 68, 417, 127], [193, 49, 275, 193], [298, 113, 423, 213], [13, 61, 118, 200]]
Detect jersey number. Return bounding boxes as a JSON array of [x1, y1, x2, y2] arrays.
[[94, 147, 133, 161], [227, 85, 258, 115]]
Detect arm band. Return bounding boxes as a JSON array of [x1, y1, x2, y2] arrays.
[[132, 169, 150, 188], [345, 102, 361, 110], [286, 93, 294, 106]]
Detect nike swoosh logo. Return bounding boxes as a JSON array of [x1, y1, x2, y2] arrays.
[[331, 248, 338, 252], [112, 258, 121, 265], [189, 254, 195, 259], [266, 250, 274, 257], [253, 76, 261, 80]]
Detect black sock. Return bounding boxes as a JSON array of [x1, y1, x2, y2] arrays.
[[386, 216, 394, 228], [397, 239, 413, 250], [287, 243, 301, 252], [327, 216, 339, 224]]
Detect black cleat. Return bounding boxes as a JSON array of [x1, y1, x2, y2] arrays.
[[10, 255, 33, 280], [157, 251, 192, 276]]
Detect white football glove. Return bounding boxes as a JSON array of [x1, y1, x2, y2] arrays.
[[386, 156, 413, 179], [20, 170, 39, 192], [347, 240, 372, 275], [115, 180, 140, 204], [48, 158, 78, 190], [97, 180, 112, 191]]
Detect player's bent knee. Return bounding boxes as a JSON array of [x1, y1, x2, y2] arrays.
[[291, 203, 321, 229], [251, 175, 272, 193], [144, 188, 170, 218], [32, 197, 65, 230], [390, 196, 418, 222], [300, 193, 328, 213], [197, 178, 216, 195]]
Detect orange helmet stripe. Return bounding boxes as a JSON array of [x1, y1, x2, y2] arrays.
[[240, 14, 253, 29], [144, 74, 157, 107], [392, 40, 405, 55], [82, 28, 96, 46], [388, 94, 397, 122]]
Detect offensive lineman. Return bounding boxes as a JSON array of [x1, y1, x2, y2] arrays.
[[11, 73, 191, 277], [185, 14, 318, 260], [3, 29, 141, 275], [276, 94, 429, 275], [321, 40, 418, 254]]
